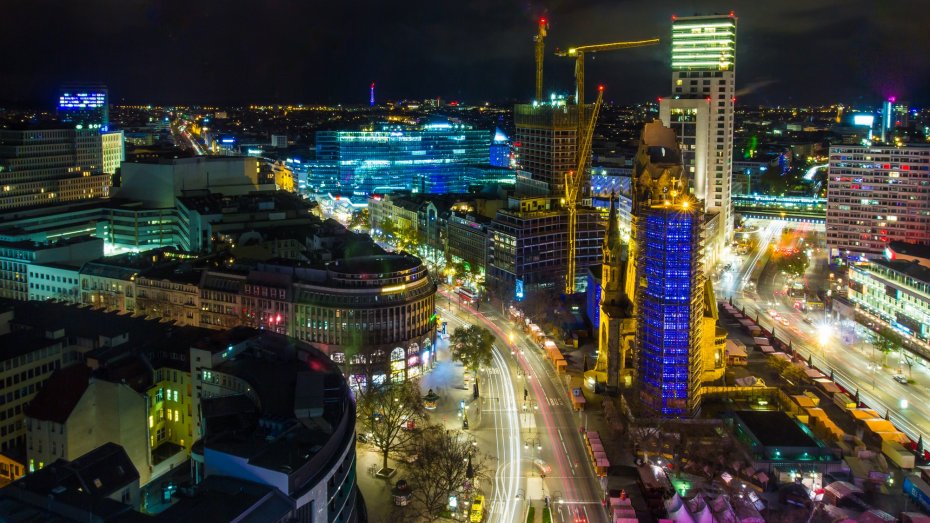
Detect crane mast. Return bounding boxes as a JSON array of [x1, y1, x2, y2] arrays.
[[556, 37, 659, 295], [534, 18, 549, 101], [565, 87, 604, 295]]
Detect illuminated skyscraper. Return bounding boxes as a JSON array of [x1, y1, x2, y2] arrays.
[[659, 99, 710, 202], [58, 83, 109, 131], [670, 13, 737, 242], [632, 121, 706, 418], [881, 97, 894, 143]]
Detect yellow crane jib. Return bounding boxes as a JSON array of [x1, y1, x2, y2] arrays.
[[555, 38, 659, 140], [564, 86, 604, 295]]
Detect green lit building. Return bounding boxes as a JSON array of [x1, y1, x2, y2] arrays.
[[671, 13, 737, 242]]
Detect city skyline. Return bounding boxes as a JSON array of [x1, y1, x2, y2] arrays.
[[2, 1, 928, 106]]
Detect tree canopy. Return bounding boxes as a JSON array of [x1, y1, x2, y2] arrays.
[[355, 379, 427, 471], [450, 325, 495, 373], [403, 425, 488, 522]]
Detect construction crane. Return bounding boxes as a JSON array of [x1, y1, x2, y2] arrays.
[[534, 18, 549, 101], [565, 86, 604, 295], [556, 37, 659, 295], [555, 38, 659, 148]]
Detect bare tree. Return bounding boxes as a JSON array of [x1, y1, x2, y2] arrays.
[[355, 379, 427, 473], [403, 425, 489, 523]]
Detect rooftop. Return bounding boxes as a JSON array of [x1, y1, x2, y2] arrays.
[[152, 475, 294, 523], [735, 410, 820, 449], [887, 240, 930, 263], [1, 298, 168, 340], [177, 190, 317, 216], [0, 235, 101, 253], [0, 331, 61, 363], [328, 254, 421, 275], [202, 333, 351, 475], [1, 442, 139, 520], [24, 365, 93, 424]]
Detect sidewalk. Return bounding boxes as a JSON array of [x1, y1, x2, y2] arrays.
[[355, 333, 480, 522]]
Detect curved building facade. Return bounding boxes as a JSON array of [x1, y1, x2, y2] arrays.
[[192, 330, 362, 523], [292, 254, 437, 387]]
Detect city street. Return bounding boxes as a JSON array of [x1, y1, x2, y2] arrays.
[[722, 219, 930, 446], [439, 289, 610, 523], [356, 314, 520, 522]]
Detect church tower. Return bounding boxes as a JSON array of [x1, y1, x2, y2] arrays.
[[586, 194, 636, 392]]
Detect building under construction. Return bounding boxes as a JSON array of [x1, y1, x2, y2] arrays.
[[513, 101, 580, 195]]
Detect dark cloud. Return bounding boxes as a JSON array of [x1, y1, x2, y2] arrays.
[[0, 0, 927, 106]]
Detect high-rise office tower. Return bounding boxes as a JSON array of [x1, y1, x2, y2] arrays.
[[58, 83, 109, 131], [659, 99, 711, 201], [881, 97, 895, 143], [826, 144, 930, 260], [670, 13, 737, 242], [633, 121, 706, 418]]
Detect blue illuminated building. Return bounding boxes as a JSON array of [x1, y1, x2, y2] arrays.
[[58, 83, 108, 131], [637, 204, 703, 417], [490, 128, 511, 168], [633, 121, 705, 418], [311, 122, 493, 195]]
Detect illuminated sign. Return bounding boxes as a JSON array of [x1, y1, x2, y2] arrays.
[[221, 138, 235, 144], [515, 279, 525, 301], [59, 92, 106, 109], [853, 115, 875, 127]]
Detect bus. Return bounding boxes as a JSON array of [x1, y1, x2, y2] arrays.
[[457, 287, 478, 305]]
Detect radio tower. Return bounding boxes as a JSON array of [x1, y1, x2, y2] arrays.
[[370, 83, 375, 107]]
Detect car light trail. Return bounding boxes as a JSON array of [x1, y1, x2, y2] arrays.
[[491, 345, 522, 522]]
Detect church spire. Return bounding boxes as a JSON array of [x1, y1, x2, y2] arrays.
[[605, 191, 619, 251]]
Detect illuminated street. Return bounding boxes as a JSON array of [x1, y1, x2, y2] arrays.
[[439, 308, 523, 521], [440, 289, 609, 523], [727, 219, 930, 445]]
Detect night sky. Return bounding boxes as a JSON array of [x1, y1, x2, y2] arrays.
[[2, 0, 928, 106]]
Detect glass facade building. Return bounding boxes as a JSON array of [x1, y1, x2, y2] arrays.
[[311, 123, 492, 195], [637, 204, 704, 417]]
